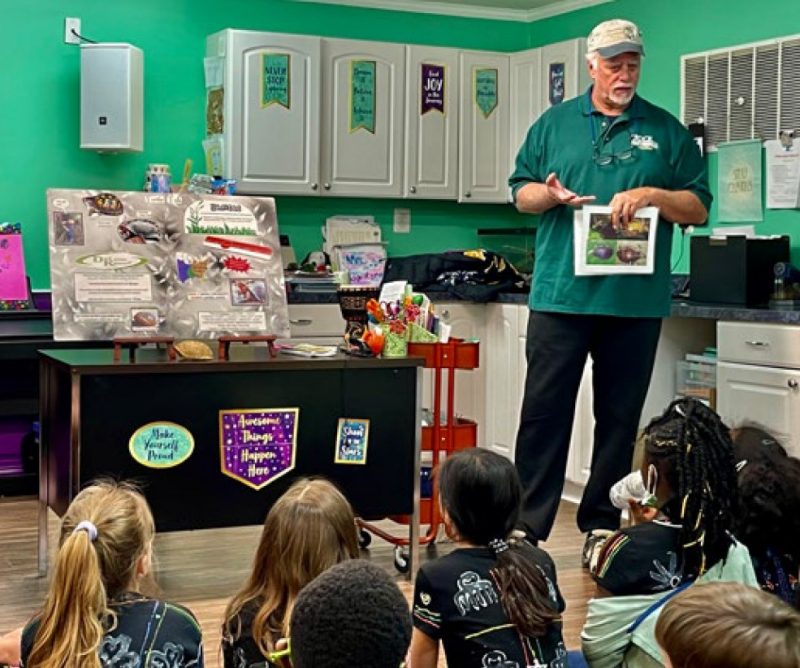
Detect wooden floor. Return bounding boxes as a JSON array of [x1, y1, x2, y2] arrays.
[[0, 497, 594, 667]]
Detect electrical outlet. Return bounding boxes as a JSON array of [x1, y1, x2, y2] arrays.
[[64, 17, 81, 44]]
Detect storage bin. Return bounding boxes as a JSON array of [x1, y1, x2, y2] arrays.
[[676, 360, 716, 407]]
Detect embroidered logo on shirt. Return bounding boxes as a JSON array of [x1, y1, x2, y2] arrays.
[[649, 551, 683, 589], [420, 592, 431, 605], [631, 134, 659, 151], [453, 570, 498, 615]]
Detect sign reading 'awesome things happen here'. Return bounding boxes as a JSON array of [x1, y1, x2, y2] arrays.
[[219, 408, 298, 489]]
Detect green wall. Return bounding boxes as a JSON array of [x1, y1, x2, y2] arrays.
[[10, 0, 800, 288], [7, 0, 530, 289], [525, 0, 800, 270]]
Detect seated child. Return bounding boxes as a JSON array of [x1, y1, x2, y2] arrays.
[[20, 480, 203, 667], [732, 425, 800, 607], [408, 448, 567, 668], [655, 581, 800, 668], [222, 478, 359, 667], [288, 559, 412, 668], [593, 398, 739, 596]]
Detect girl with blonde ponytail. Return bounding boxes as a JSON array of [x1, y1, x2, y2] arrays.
[[20, 480, 203, 667]]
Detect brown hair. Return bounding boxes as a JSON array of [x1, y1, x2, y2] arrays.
[[223, 478, 359, 657], [27, 480, 155, 668], [656, 582, 800, 668]]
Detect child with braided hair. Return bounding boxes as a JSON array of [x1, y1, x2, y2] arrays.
[[592, 397, 739, 596], [408, 448, 567, 668]]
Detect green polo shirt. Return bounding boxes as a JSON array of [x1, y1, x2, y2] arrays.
[[509, 89, 712, 318]]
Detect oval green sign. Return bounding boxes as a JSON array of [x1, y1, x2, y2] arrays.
[[129, 422, 194, 469]]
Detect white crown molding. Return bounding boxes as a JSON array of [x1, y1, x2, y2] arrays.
[[290, 0, 613, 24], [523, 0, 613, 22]]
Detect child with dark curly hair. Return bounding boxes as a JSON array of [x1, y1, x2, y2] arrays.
[[732, 425, 800, 607]]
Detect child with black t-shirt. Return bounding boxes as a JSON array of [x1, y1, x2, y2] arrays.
[[408, 448, 567, 668]]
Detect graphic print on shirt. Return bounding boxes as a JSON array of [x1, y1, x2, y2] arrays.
[[453, 571, 498, 615], [649, 551, 682, 589], [480, 649, 520, 667]]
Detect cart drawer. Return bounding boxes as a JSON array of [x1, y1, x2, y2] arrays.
[[421, 418, 477, 452]]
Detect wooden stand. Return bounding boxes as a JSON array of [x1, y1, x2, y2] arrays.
[[113, 336, 175, 363], [218, 334, 277, 360]]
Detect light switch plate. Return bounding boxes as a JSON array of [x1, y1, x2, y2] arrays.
[[393, 208, 411, 234]]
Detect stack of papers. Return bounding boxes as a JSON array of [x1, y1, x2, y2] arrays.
[[323, 216, 381, 257], [277, 343, 338, 358]]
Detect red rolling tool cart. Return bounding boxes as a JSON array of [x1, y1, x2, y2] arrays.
[[356, 337, 479, 572]]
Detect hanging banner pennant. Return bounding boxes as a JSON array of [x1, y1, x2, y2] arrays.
[[421, 64, 445, 115], [350, 60, 376, 133], [220, 408, 299, 490], [261, 53, 291, 109], [475, 68, 498, 118], [549, 62, 566, 106]]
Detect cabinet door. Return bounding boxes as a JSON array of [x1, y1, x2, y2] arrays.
[[717, 361, 800, 458], [540, 38, 589, 112], [405, 45, 459, 200], [321, 39, 406, 198], [483, 304, 526, 460], [565, 360, 595, 486], [459, 51, 510, 203], [509, 48, 542, 189], [227, 31, 321, 195]]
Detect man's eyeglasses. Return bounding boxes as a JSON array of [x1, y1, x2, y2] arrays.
[[592, 143, 637, 166]]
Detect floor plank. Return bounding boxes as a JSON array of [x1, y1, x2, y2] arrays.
[[0, 497, 592, 666]]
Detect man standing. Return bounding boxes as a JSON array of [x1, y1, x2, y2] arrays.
[[508, 19, 711, 565]]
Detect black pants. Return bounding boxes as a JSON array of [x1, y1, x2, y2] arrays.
[[515, 311, 662, 540]]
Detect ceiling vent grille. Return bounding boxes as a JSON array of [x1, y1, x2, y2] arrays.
[[682, 34, 800, 150]]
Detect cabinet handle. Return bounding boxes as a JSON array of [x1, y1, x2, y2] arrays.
[[789, 379, 799, 390], [323, 183, 331, 190], [290, 319, 313, 326], [745, 340, 770, 348], [464, 192, 472, 198], [311, 183, 318, 191], [409, 185, 417, 194]]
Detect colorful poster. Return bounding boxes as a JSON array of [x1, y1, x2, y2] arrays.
[[220, 408, 298, 490], [549, 62, 565, 106], [129, 422, 194, 468], [261, 53, 290, 109], [421, 64, 445, 115], [0, 224, 29, 301], [475, 68, 498, 118], [350, 60, 376, 133], [718, 139, 763, 222], [206, 87, 224, 135], [334, 418, 370, 465]]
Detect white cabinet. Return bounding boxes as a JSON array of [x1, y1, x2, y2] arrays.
[[564, 360, 594, 492], [483, 304, 527, 460], [321, 38, 406, 198], [539, 38, 589, 114], [208, 30, 322, 196], [208, 31, 404, 198], [459, 51, 510, 203], [717, 321, 800, 458], [404, 46, 459, 199], [509, 48, 542, 185]]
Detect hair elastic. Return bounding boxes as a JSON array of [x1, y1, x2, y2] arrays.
[[73, 520, 98, 542], [488, 538, 510, 554]]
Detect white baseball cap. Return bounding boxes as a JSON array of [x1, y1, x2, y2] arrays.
[[587, 19, 645, 59]]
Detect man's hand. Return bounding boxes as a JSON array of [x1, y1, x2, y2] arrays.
[[608, 187, 653, 226], [545, 173, 596, 208]]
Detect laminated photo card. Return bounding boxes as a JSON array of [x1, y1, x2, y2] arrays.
[[574, 205, 659, 276]]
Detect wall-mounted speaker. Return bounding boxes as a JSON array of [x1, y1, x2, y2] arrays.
[[80, 43, 143, 152]]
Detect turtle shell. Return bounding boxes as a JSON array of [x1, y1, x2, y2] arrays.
[[174, 340, 214, 360]]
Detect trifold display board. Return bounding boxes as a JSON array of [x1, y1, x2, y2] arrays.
[[46, 189, 289, 341]]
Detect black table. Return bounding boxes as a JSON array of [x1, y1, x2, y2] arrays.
[[38, 348, 422, 575]]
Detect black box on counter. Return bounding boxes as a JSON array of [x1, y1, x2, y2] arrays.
[[690, 235, 790, 306]]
